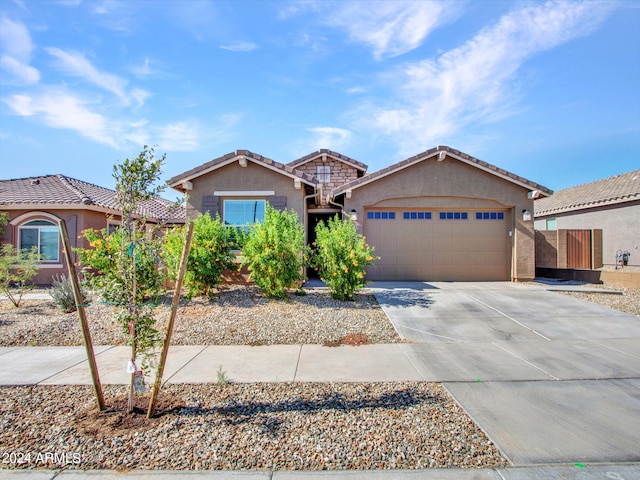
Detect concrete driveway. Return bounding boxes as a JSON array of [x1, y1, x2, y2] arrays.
[[371, 282, 640, 466]]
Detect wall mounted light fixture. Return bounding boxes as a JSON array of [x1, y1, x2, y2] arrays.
[[350, 209, 357, 221], [522, 209, 532, 221]]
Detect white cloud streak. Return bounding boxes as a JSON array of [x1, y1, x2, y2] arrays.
[[4, 88, 117, 147], [0, 17, 40, 84], [325, 1, 461, 59], [360, 0, 617, 154], [307, 127, 352, 150], [45, 47, 149, 106], [220, 41, 258, 52]]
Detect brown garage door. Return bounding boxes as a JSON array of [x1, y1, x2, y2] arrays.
[[364, 209, 510, 281]]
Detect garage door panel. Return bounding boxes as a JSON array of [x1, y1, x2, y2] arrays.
[[365, 208, 510, 281]]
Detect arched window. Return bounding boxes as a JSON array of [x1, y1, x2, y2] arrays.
[[18, 220, 60, 262]]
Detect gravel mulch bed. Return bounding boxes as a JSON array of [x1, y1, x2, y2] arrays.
[[0, 383, 507, 471], [555, 285, 640, 317], [0, 285, 400, 347]]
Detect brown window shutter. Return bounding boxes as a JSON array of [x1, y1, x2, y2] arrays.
[[202, 195, 219, 217], [269, 196, 287, 211]]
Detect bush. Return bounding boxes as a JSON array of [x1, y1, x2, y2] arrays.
[[76, 227, 166, 305], [50, 274, 88, 313], [311, 215, 377, 300], [0, 244, 40, 307], [164, 212, 235, 298], [241, 205, 308, 298]]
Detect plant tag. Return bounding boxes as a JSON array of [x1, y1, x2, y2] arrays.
[[133, 371, 145, 393], [127, 360, 136, 373]]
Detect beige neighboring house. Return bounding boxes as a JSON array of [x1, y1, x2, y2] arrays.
[[169, 146, 551, 282], [0, 174, 185, 285], [534, 169, 640, 268]]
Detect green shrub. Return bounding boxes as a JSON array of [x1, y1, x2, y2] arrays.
[[312, 215, 377, 300], [241, 205, 308, 299], [76, 227, 166, 305], [164, 212, 235, 298]]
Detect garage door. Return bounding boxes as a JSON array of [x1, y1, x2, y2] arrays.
[[364, 209, 510, 281]]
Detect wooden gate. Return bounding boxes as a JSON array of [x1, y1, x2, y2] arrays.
[[566, 229, 592, 269]]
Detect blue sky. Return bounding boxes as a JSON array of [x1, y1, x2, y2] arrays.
[[1, 0, 638, 199]]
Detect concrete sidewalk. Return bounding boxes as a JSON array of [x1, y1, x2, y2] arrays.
[[2, 464, 640, 479]]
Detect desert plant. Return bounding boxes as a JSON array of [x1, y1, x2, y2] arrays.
[[311, 214, 377, 300], [50, 274, 88, 313], [164, 212, 235, 298], [0, 244, 40, 307], [241, 205, 308, 299]]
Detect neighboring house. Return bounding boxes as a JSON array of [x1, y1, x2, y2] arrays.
[[0, 174, 185, 285], [534, 169, 640, 268], [169, 146, 551, 282]]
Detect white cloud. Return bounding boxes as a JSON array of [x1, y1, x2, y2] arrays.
[[45, 47, 149, 106], [360, 0, 617, 154], [0, 17, 40, 84], [3, 88, 117, 147], [0, 55, 40, 84], [325, 1, 462, 59], [307, 127, 352, 150], [155, 121, 200, 151], [220, 41, 258, 52]]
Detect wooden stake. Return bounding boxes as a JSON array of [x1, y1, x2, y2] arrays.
[[147, 221, 194, 418], [58, 219, 105, 411]]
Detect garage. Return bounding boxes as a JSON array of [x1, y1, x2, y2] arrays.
[[364, 208, 511, 281], [327, 146, 551, 282]]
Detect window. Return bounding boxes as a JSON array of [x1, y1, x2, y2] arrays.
[[317, 165, 331, 183], [439, 212, 468, 220], [18, 220, 59, 261], [546, 218, 557, 230], [403, 211, 432, 220], [475, 211, 505, 220], [223, 200, 266, 230], [107, 223, 119, 235], [367, 211, 396, 220]]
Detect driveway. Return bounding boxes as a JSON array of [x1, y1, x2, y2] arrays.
[[371, 282, 640, 465]]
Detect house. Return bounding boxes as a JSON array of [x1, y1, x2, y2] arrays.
[[169, 146, 552, 282], [0, 174, 185, 285], [534, 169, 640, 268]]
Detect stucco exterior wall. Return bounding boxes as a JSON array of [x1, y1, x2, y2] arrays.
[[534, 200, 639, 267], [184, 160, 308, 226], [341, 157, 536, 281]]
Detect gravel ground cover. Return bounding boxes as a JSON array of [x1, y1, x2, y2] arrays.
[[0, 285, 400, 347], [555, 285, 640, 317], [0, 383, 507, 471]]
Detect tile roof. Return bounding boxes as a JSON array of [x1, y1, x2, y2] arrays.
[[168, 150, 317, 189], [288, 149, 368, 172], [0, 174, 185, 223], [331, 145, 553, 197], [535, 168, 640, 217]]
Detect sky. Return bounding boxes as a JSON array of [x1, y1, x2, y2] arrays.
[[1, 0, 639, 200]]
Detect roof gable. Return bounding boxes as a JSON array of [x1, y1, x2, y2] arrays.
[[168, 150, 317, 191], [535, 168, 640, 216], [0, 174, 184, 223], [331, 146, 552, 197], [288, 149, 368, 172]]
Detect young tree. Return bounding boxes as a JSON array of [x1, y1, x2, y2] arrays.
[[0, 211, 8, 233], [113, 146, 168, 412], [241, 205, 307, 298], [77, 146, 167, 413], [0, 244, 40, 307]]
